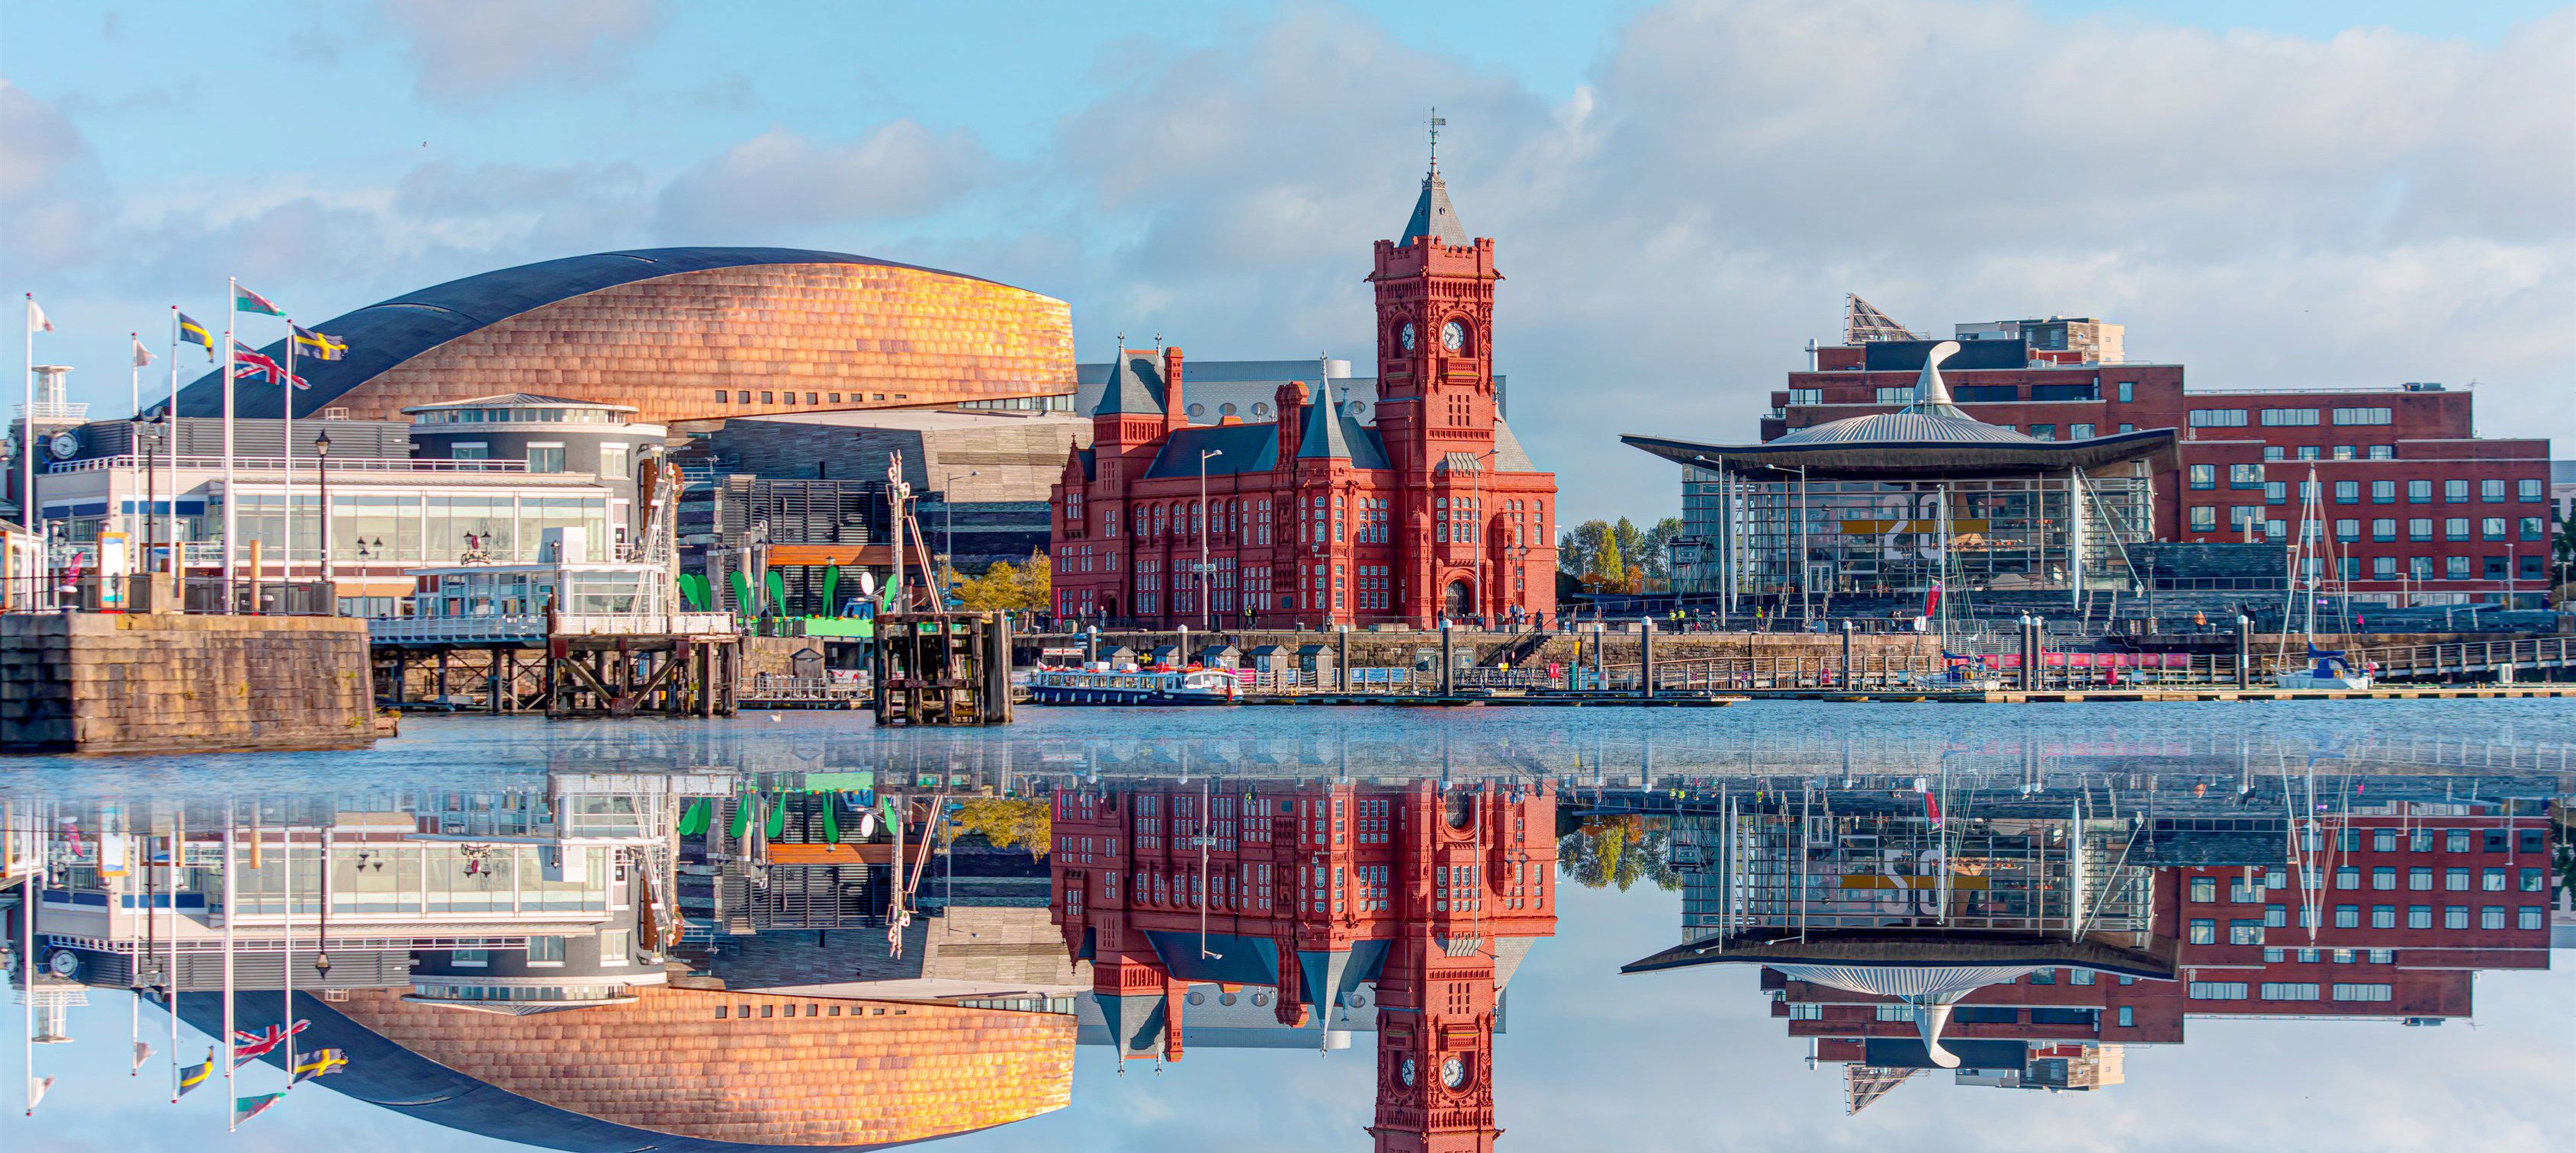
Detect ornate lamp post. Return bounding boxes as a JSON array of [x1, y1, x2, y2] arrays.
[[313, 430, 333, 592], [1198, 448, 1222, 631]]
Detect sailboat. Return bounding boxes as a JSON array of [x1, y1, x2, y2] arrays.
[[2276, 465, 2372, 690]]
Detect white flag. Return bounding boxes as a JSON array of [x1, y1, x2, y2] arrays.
[[133, 1039, 155, 1072], [25, 296, 53, 334], [26, 1074, 53, 1113], [132, 336, 155, 368]]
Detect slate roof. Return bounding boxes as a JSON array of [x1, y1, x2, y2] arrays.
[[1142, 422, 1280, 479], [1295, 384, 1392, 469], [1092, 352, 1166, 416], [166, 247, 1020, 420], [1401, 169, 1473, 247]]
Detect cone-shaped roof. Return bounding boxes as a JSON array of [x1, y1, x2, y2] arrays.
[[1400, 169, 1471, 247], [1094, 344, 1164, 416]]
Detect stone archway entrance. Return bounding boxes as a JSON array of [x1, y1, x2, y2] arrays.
[[1444, 580, 1473, 619]]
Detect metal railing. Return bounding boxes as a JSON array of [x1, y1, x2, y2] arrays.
[[48, 454, 534, 474]]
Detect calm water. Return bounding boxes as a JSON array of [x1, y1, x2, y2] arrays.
[[5, 702, 2571, 1152]]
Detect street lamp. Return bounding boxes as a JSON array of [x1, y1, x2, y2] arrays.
[[942, 469, 979, 592], [1198, 448, 1222, 631], [314, 429, 333, 590]]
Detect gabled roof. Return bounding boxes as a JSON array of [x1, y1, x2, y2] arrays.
[[1093, 351, 1165, 417], [1295, 385, 1392, 469], [1142, 422, 1280, 479], [1401, 169, 1472, 247]]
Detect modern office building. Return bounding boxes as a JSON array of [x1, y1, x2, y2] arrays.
[[1050, 153, 1561, 628], [161, 247, 1076, 428], [1743, 300, 2555, 606]]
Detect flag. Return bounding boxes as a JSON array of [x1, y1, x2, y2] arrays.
[[178, 1049, 216, 1097], [26, 1074, 53, 1114], [24, 295, 53, 333], [133, 335, 156, 368], [233, 1091, 286, 1125], [291, 323, 346, 361], [177, 312, 215, 358], [290, 1049, 347, 1084], [232, 284, 286, 317], [133, 1039, 156, 1072], [231, 1019, 310, 1065], [1921, 580, 1942, 619], [231, 342, 307, 389]]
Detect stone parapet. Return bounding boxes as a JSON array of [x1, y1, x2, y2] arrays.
[[0, 612, 374, 754]]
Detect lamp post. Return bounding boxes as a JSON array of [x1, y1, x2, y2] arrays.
[[314, 429, 333, 592], [1198, 448, 1222, 631], [941, 468, 979, 593]]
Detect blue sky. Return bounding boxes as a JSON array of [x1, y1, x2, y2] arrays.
[[5, 0, 2571, 522]]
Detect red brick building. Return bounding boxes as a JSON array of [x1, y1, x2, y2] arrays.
[[1048, 779, 1557, 1151], [1049, 158, 1559, 628], [1736, 808, 2553, 1106], [1770, 312, 2555, 605]]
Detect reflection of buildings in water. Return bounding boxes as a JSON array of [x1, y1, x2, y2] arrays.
[[173, 986, 1071, 1150], [1620, 775, 2558, 1113], [1049, 777, 1558, 1151]]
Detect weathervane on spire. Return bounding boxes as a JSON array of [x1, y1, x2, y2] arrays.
[[1426, 108, 1447, 174]]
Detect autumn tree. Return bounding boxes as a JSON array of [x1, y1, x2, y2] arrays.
[[1556, 815, 1680, 891], [955, 551, 1052, 612], [949, 798, 1051, 858]]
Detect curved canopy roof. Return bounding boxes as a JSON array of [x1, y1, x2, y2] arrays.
[[1624, 426, 2176, 480], [168, 247, 1024, 420]]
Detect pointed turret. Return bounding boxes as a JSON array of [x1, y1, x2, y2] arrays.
[[1094, 335, 1163, 416], [1398, 108, 1470, 247], [1296, 382, 1357, 461]]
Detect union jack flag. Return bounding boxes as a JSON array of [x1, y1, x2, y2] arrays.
[[231, 1019, 310, 1066], [232, 342, 307, 389]]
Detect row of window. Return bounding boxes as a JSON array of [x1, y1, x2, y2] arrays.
[[2189, 981, 2393, 1001], [711, 388, 904, 405], [2192, 407, 2391, 427], [2192, 866, 2545, 900], [2189, 904, 2544, 942], [2188, 471, 2545, 503]]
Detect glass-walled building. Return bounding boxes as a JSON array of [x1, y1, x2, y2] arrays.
[[1627, 341, 2175, 615]]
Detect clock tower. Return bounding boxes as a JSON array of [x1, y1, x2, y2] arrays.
[[1371, 117, 1503, 625]]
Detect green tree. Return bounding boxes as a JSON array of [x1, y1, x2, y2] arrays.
[[1558, 519, 1628, 592], [950, 798, 1051, 858], [1556, 815, 1681, 891], [955, 551, 1052, 612]]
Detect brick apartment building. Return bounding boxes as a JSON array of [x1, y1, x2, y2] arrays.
[[1048, 778, 1557, 1151], [1768, 306, 2555, 605]]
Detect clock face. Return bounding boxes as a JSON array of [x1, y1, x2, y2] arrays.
[[47, 430, 81, 461], [1399, 1056, 1417, 1086], [1441, 320, 1468, 352], [1440, 1056, 1466, 1089], [1399, 323, 1417, 352]]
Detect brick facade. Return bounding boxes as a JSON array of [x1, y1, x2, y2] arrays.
[[1049, 162, 1560, 629]]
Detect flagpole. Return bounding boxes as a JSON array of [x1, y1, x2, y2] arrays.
[[280, 824, 293, 1090], [170, 803, 184, 1104], [221, 805, 236, 1131], [131, 332, 141, 417], [280, 324, 293, 580], [165, 308, 181, 576], [21, 294, 36, 561], [130, 332, 143, 560], [220, 281, 238, 609], [20, 869, 36, 1116]]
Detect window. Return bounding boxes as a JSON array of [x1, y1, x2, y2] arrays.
[[598, 444, 628, 480], [2518, 477, 2542, 500], [2369, 518, 2395, 541], [2332, 445, 2354, 460], [2188, 981, 2247, 1000], [2188, 918, 2215, 945], [2445, 479, 2469, 503], [2230, 920, 2266, 944], [2333, 904, 2359, 928], [2408, 518, 2433, 542], [2189, 506, 2217, 532], [2028, 423, 2057, 440], [2481, 517, 2506, 541], [2070, 422, 2094, 439], [2334, 867, 2361, 891], [2481, 868, 2507, 891], [2369, 445, 2395, 459], [2331, 984, 2392, 1002], [2372, 557, 2396, 579], [2520, 907, 2545, 931], [829, 393, 841, 403], [2525, 868, 2547, 893], [2334, 480, 2359, 503], [2116, 1006, 2134, 1027], [2332, 406, 2391, 425], [737, 390, 750, 403], [1874, 386, 1912, 404], [2447, 830, 2472, 853], [2372, 905, 2395, 928], [714, 389, 729, 403], [599, 929, 630, 965], [2261, 408, 2320, 426], [451, 949, 490, 968], [2481, 906, 2508, 930], [2265, 481, 2287, 506], [2443, 517, 2468, 541], [2190, 876, 2217, 902], [2190, 409, 2248, 427], [2520, 516, 2545, 541], [760, 391, 775, 404], [2265, 904, 2286, 927], [2334, 519, 2359, 542], [2188, 464, 2216, 490], [2372, 866, 2395, 890], [451, 442, 489, 461], [2479, 478, 2504, 501], [2230, 464, 2264, 488], [2408, 480, 2432, 503], [2409, 905, 2431, 928], [2372, 480, 2395, 503], [2445, 906, 2468, 930], [2261, 982, 2320, 1000], [2446, 556, 2470, 579], [526, 936, 565, 964], [525, 445, 565, 473], [2446, 868, 2471, 891]]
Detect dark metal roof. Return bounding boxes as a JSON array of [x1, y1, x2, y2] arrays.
[[1092, 352, 1166, 416], [1623, 426, 2177, 480], [166, 247, 1022, 420], [1142, 422, 1280, 478], [1295, 384, 1392, 468], [1770, 409, 2044, 448]]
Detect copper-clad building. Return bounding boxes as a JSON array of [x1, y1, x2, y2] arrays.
[[171, 248, 1074, 427]]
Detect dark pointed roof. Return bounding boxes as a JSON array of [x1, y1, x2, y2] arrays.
[[1094, 350, 1164, 417], [1400, 169, 1471, 247], [1293, 384, 1391, 469]]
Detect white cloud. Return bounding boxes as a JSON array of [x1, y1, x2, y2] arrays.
[[651, 121, 998, 240], [379, 0, 660, 108], [0, 79, 116, 269], [1026, 0, 2576, 522]]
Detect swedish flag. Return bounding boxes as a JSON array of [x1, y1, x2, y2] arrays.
[[178, 1048, 216, 1096], [291, 323, 348, 361], [177, 313, 214, 360]]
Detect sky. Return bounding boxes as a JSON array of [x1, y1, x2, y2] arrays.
[[2, 0, 2571, 525]]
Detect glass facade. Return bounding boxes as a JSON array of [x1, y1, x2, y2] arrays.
[[1675, 467, 2156, 599]]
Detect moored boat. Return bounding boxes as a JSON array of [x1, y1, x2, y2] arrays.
[[1026, 665, 1243, 705]]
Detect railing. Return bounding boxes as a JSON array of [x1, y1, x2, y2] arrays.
[[371, 611, 739, 643], [49, 454, 533, 474]]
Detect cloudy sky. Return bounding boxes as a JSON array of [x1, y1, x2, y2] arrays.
[[3, 0, 2570, 523]]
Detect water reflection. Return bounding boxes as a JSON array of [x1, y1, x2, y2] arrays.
[[3, 721, 2566, 1148]]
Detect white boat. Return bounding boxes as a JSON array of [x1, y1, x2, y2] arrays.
[[1026, 665, 1243, 705], [2278, 644, 2372, 690], [2275, 464, 2372, 691]]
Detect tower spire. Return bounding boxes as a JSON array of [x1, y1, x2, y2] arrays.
[[1399, 113, 1469, 247], [1427, 107, 1445, 175]]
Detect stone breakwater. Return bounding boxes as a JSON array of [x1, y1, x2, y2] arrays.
[[1, 613, 374, 754]]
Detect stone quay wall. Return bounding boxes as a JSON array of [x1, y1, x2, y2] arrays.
[[1, 613, 374, 754]]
